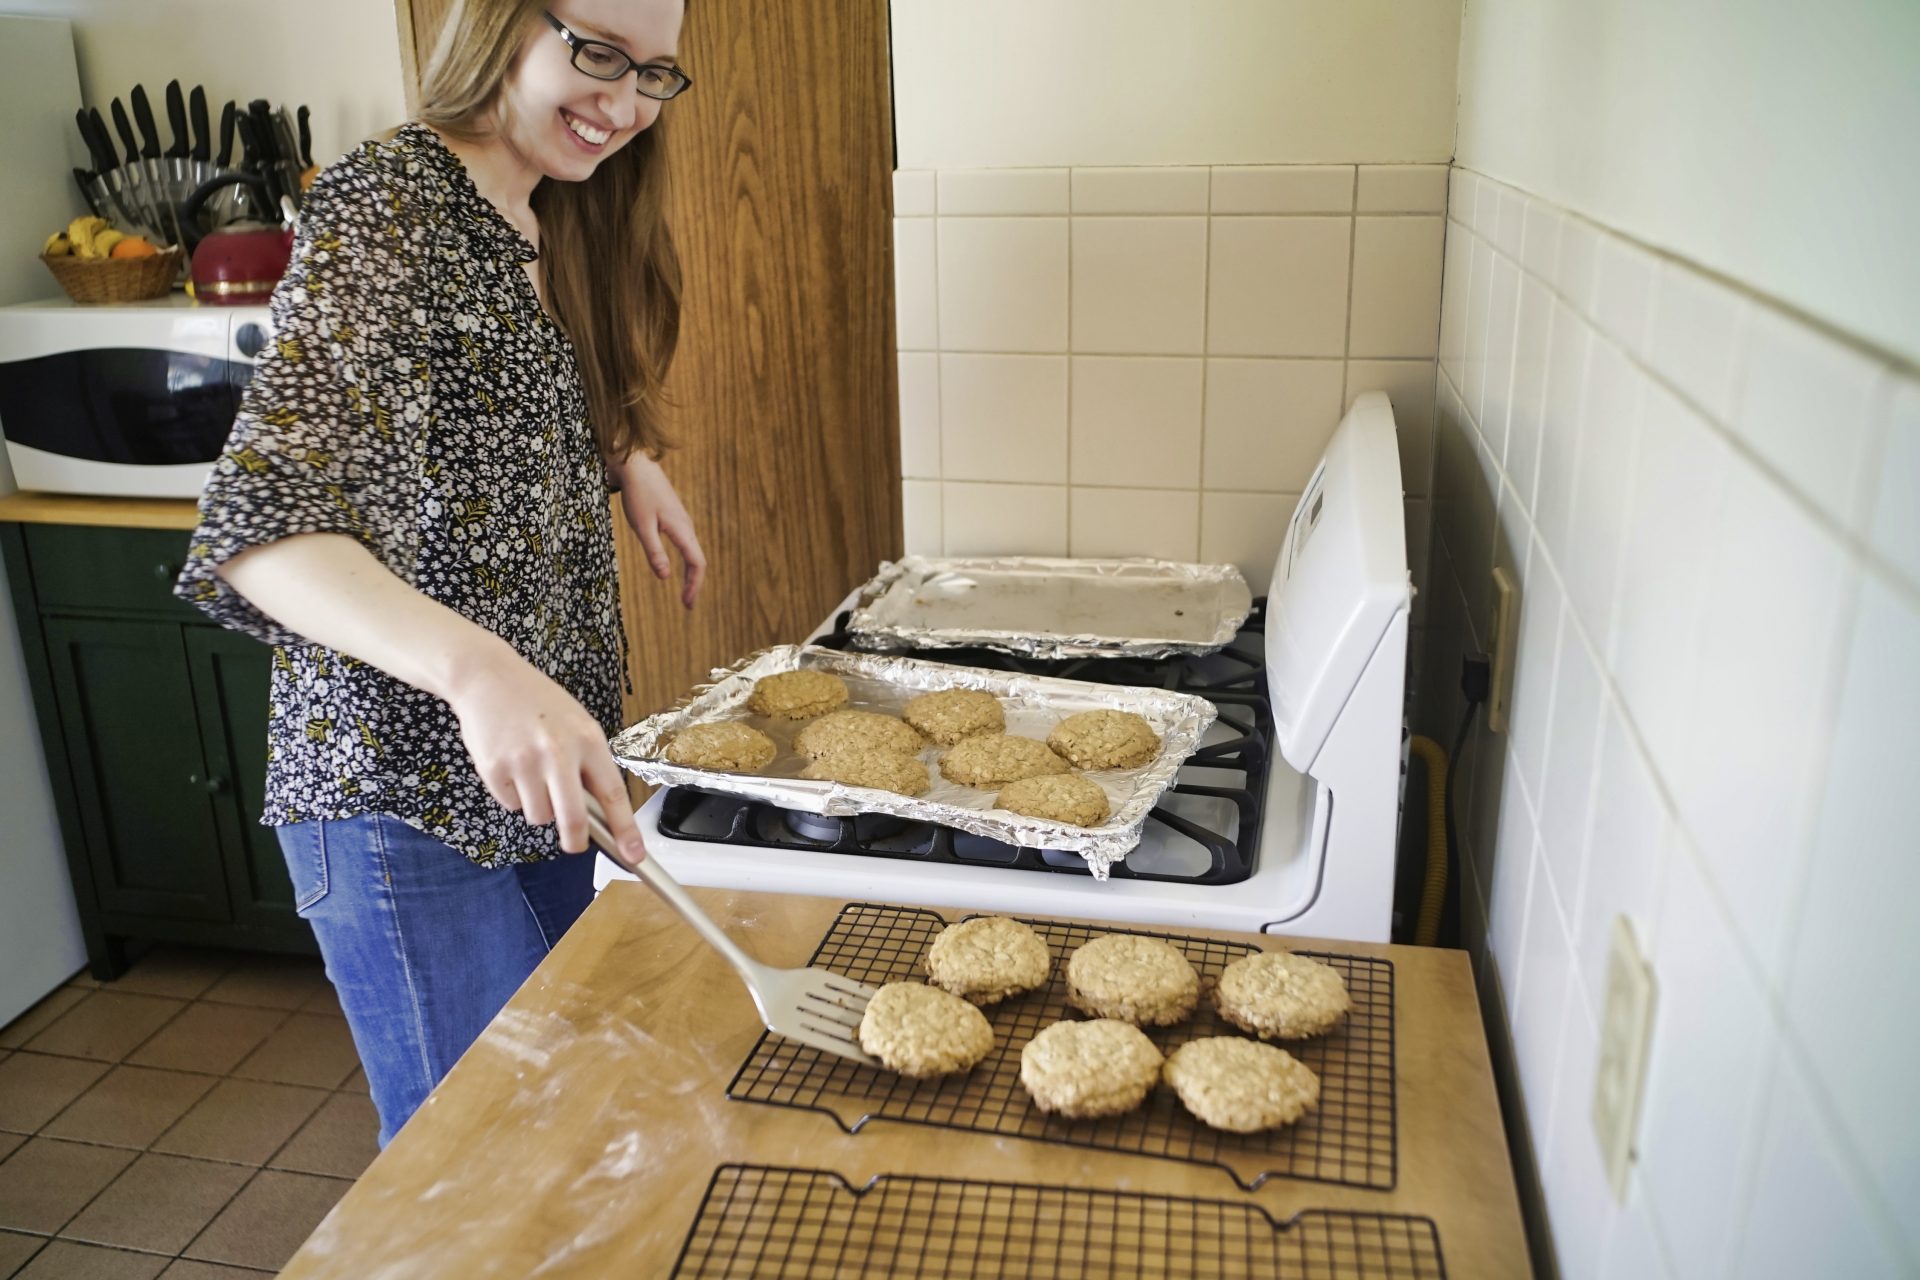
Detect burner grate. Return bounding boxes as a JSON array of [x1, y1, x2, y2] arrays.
[[727, 904, 1397, 1190], [671, 1166, 1446, 1279]]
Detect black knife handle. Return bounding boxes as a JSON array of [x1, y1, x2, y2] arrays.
[[111, 99, 140, 165], [131, 85, 162, 159], [217, 101, 236, 168], [76, 108, 110, 173], [73, 168, 103, 219], [247, 100, 278, 163], [297, 105, 313, 168], [166, 80, 189, 157]]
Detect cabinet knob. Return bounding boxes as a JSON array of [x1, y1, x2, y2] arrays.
[[187, 773, 227, 794], [153, 562, 178, 582]]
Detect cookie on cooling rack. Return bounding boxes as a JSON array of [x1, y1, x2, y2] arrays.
[[794, 708, 925, 759], [924, 915, 1051, 1006], [994, 773, 1110, 828], [1020, 1019, 1164, 1118], [858, 982, 996, 1077], [940, 734, 1070, 787], [1046, 709, 1161, 771], [1212, 951, 1350, 1041], [1162, 1037, 1320, 1133], [663, 721, 779, 773], [1064, 934, 1200, 1027], [746, 669, 850, 719], [902, 689, 1005, 745]]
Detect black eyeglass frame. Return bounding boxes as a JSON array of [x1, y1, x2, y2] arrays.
[[542, 10, 692, 100]]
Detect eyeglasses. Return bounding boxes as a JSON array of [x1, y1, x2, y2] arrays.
[[542, 10, 692, 101]]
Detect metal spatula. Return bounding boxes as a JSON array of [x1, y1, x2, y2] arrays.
[[584, 798, 880, 1068]]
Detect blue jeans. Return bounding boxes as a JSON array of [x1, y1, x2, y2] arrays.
[[277, 813, 595, 1146]]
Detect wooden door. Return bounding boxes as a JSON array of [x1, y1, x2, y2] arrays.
[[396, 0, 901, 733]]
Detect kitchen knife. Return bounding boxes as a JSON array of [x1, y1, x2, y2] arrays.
[[74, 109, 135, 230], [216, 100, 236, 167], [272, 107, 302, 207], [297, 105, 313, 168], [235, 112, 279, 212], [131, 85, 183, 246], [164, 80, 189, 158], [72, 168, 103, 219], [130, 85, 162, 160], [108, 98, 166, 241], [189, 86, 210, 162]]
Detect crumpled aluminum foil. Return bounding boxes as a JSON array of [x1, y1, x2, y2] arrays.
[[846, 556, 1254, 660], [610, 645, 1217, 879]]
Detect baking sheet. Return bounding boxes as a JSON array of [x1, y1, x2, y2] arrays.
[[846, 556, 1254, 659], [609, 645, 1216, 878]]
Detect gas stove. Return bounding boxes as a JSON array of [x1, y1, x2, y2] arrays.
[[596, 392, 1412, 941]]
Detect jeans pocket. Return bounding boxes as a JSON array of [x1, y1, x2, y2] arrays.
[[279, 822, 332, 915]]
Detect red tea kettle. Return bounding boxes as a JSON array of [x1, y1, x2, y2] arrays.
[[181, 172, 294, 306]]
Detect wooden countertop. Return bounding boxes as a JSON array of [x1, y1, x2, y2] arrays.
[[279, 887, 1531, 1278], [0, 491, 199, 530]]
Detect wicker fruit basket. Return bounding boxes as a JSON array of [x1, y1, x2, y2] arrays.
[[40, 248, 184, 304]]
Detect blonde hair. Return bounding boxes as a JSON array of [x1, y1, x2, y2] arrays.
[[415, 0, 682, 460]]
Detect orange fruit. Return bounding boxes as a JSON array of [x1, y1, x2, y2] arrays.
[[110, 237, 159, 259]]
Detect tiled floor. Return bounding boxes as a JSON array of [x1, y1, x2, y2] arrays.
[[0, 948, 374, 1278]]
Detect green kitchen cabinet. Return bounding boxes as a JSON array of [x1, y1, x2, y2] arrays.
[[3, 519, 315, 978]]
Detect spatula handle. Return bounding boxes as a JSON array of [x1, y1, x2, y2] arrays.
[[584, 796, 764, 982]]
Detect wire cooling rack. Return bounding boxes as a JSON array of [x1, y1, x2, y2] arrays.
[[726, 904, 1398, 1190], [671, 1165, 1446, 1279]]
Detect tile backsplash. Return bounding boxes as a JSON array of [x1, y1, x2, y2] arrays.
[[1427, 167, 1918, 1277], [892, 163, 1445, 591]]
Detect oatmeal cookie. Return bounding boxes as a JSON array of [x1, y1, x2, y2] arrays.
[[663, 721, 778, 773], [794, 709, 925, 759], [902, 689, 1005, 745], [746, 669, 850, 719], [1046, 709, 1161, 770], [925, 916, 1051, 1005], [940, 734, 1070, 787], [800, 747, 930, 796], [858, 982, 996, 1077], [994, 773, 1110, 827], [1213, 951, 1350, 1040], [1064, 934, 1200, 1027], [1020, 1019, 1163, 1118], [1162, 1037, 1320, 1133]]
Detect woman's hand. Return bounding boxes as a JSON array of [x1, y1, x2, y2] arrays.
[[614, 453, 706, 609]]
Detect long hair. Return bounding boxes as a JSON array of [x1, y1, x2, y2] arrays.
[[413, 0, 682, 460]]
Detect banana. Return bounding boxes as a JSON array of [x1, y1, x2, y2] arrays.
[[42, 231, 71, 257], [66, 215, 110, 259], [91, 229, 126, 257]]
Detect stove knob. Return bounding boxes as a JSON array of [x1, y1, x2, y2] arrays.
[[235, 322, 269, 358]]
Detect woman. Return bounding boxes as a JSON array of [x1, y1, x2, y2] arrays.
[[176, 0, 701, 1146]]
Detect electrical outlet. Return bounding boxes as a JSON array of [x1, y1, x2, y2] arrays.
[[1487, 567, 1519, 732], [1592, 915, 1657, 1200]]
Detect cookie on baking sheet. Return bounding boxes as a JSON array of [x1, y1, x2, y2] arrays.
[[994, 773, 1110, 828], [746, 669, 850, 719], [902, 689, 1006, 746], [858, 982, 996, 1077], [800, 747, 930, 797], [794, 709, 925, 760], [940, 734, 1070, 787], [1064, 933, 1200, 1027], [1213, 951, 1351, 1041], [1162, 1037, 1320, 1133], [925, 916, 1051, 1006], [1046, 709, 1161, 771], [1020, 1019, 1164, 1118], [663, 721, 778, 773]]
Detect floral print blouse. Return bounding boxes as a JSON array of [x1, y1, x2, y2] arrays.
[[176, 122, 626, 868]]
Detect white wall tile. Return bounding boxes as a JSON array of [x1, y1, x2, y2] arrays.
[[893, 170, 935, 217], [1645, 261, 1748, 424], [1069, 487, 1200, 561], [937, 218, 1068, 352], [1207, 218, 1351, 357], [1448, 168, 1476, 228], [1202, 358, 1346, 491], [1561, 338, 1646, 642], [1070, 167, 1209, 214], [1071, 217, 1207, 354], [1471, 175, 1502, 238], [1506, 276, 1554, 510], [1537, 625, 1602, 927], [1733, 306, 1887, 525], [1591, 233, 1657, 359], [1542, 1006, 1615, 1280], [1199, 490, 1298, 585], [937, 168, 1069, 215], [1493, 185, 1526, 260], [938, 354, 1068, 483], [1785, 576, 1920, 1247], [1514, 867, 1576, 1147], [1637, 847, 1772, 1280], [1507, 559, 1564, 848], [943, 481, 1067, 556], [1600, 1195, 1674, 1280], [1462, 236, 1495, 427], [1535, 300, 1593, 567], [1554, 216, 1601, 314], [1355, 164, 1448, 213], [1346, 359, 1437, 497], [1488, 812, 1539, 1025], [898, 352, 941, 479], [1349, 215, 1446, 359], [1438, 225, 1472, 386], [1069, 356, 1203, 489], [902, 479, 942, 555], [1480, 254, 1523, 455], [1866, 375, 1920, 592], [894, 217, 938, 350], [1210, 165, 1353, 214], [1574, 700, 1667, 1011], [1520, 198, 1562, 282]]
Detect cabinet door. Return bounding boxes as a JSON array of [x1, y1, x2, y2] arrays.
[[184, 627, 300, 927], [42, 618, 231, 921]]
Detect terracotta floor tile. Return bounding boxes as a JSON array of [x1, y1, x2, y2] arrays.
[[230, 1015, 360, 1091], [0, 1055, 108, 1134], [40, 1066, 218, 1151], [0, 990, 88, 1051], [102, 949, 238, 1003], [183, 1170, 349, 1272], [0, 1134, 23, 1163], [20, 994, 183, 1064], [158, 1261, 276, 1279], [125, 1005, 284, 1077], [199, 958, 328, 1012], [61, 1153, 251, 1256], [0, 1229, 46, 1276], [151, 1080, 327, 1166], [0, 1137, 135, 1234], [339, 1066, 369, 1095], [297, 983, 342, 1016], [12, 1239, 168, 1279], [268, 1094, 379, 1180]]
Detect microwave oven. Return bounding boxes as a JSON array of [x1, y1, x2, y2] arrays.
[[0, 294, 273, 499]]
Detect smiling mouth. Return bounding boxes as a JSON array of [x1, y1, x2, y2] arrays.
[[561, 108, 612, 146]]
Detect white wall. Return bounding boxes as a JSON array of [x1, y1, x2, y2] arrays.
[[892, 0, 1460, 169], [1455, 0, 1920, 366]]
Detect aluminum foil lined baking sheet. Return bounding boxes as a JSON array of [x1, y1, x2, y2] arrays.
[[845, 556, 1255, 660], [610, 645, 1216, 878]]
